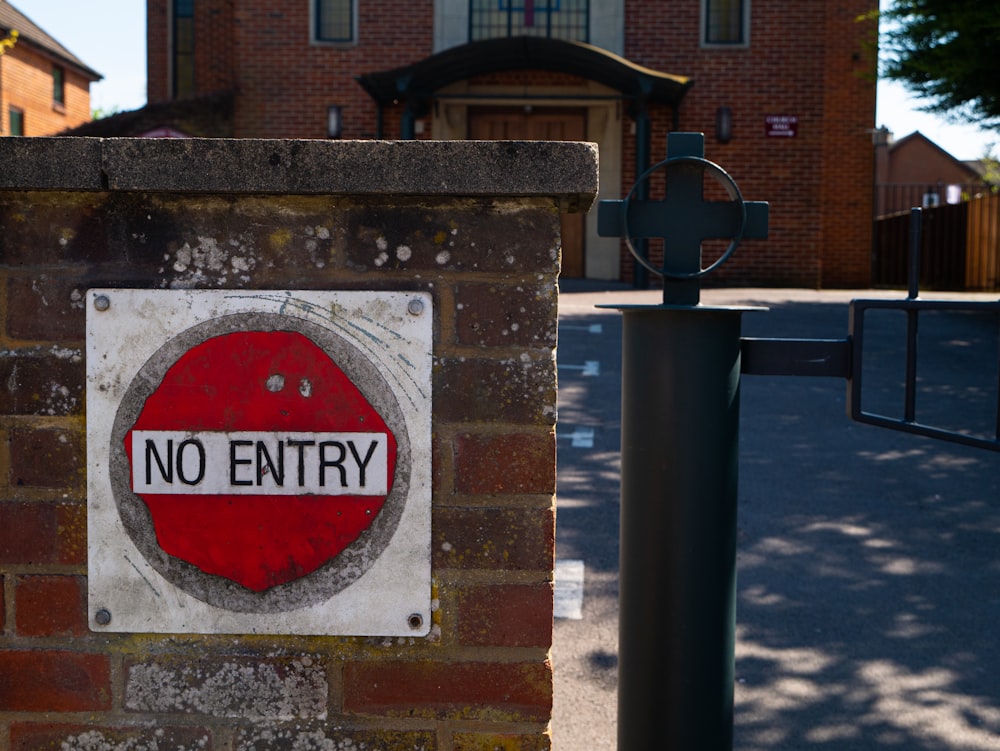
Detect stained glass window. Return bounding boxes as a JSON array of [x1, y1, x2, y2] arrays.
[[470, 0, 589, 42]]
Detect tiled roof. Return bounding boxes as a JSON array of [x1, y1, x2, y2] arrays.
[[890, 130, 984, 182], [0, 0, 101, 80]]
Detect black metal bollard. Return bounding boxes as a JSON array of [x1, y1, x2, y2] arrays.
[[615, 306, 745, 751], [597, 132, 769, 750]]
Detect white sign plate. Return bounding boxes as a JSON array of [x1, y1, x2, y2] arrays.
[[87, 289, 432, 636]]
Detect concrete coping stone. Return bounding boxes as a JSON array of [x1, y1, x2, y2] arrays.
[[0, 137, 599, 212]]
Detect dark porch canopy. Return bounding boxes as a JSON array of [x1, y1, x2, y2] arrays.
[[358, 36, 691, 290], [356, 36, 692, 136]]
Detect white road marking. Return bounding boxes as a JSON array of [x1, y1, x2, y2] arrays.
[[558, 360, 600, 377], [560, 323, 603, 334], [559, 427, 595, 448], [554, 559, 585, 620]]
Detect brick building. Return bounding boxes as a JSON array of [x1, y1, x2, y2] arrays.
[[875, 129, 989, 217], [90, 0, 878, 286], [0, 1, 100, 136]]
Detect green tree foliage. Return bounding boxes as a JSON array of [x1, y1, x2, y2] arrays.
[[91, 106, 122, 120], [980, 146, 1000, 188], [880, 1, 1000, 126]]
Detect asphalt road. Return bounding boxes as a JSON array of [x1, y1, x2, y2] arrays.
[[552, 282, 1000, 751]]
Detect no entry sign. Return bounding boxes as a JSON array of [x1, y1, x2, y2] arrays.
[[87, 290, 432, 635]]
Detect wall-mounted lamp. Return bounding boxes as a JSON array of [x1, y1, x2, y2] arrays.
[[715, 106, 733, 144], [327, 105, 343, 139]]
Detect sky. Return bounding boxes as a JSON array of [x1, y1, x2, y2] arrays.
[[21, 1, 147, 115], [16, 1, 1000, 161]]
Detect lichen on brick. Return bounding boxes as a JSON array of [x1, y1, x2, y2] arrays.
[[164, 235, 258, 287], [238, 727, 435, 751], [53, 728, 211, 751], [125, 659, 327, 720]]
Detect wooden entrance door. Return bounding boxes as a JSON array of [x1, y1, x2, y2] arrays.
[[468, 107, 587, 278]]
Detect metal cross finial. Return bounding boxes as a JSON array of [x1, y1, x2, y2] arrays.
[[598, 132, 769, 306]]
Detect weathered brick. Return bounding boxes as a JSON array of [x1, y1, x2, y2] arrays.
[[434, 507, 555, 572], [0, 651, 111, 712], [0, 348, 84, 416], [125, 656, 328, 720], [236, 726, 435, 751], [0, 193, 110, 265], [8, 427, 83, 491], [6, 275, 88, 342], [436, 358, 556, 426], [15, 575, 88, 637], [0, 504, 52, 563], [56, 500, 87, 565], [457, 583, 553, 648], [343, 203, 559, 275], [10, 724, 213, 751], [100, 194, 348, 287], [454, 432, 555, 495], [452, 732, 551, 751], [344, 661, 551, 721], [0, 502, 86, 566], [455, 282, 557, 348], [0, 134, 577, 747]]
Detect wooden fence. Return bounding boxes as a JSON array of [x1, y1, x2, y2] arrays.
[[873, 192, 1000, 291]]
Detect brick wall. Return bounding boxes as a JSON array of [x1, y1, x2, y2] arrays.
[[0, 138, 597, 751], [623, 0, 878, 288], [146, 0, 167, 101], [0, 42, 92, 135], [817, 0, 878, 288], [143, 0, 878, 286]]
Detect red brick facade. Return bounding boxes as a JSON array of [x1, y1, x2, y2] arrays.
[[148, 0, 876, 287], [0, 39, 94, 136], [143, 0, 877, 286]]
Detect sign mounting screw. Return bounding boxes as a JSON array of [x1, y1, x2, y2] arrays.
[[95, 608, 112, 625], [407, 298, 425, 316], [407, 613, 424, 630], [93, 294, 111, 312]]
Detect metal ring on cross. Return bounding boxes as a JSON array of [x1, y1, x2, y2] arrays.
[[622, 154, 748, 280]]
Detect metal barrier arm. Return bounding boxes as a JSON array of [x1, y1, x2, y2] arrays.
[[743, 206, 1000, 453], [740, 297, 1000, 453], [847, 297, 1000, 452], [741, 337, 851, 378]]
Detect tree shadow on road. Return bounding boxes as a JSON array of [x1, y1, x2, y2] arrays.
[[738, 300, 1000, 750]]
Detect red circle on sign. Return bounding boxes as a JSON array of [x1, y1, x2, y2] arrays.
[[124, 330, 397, 592]]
